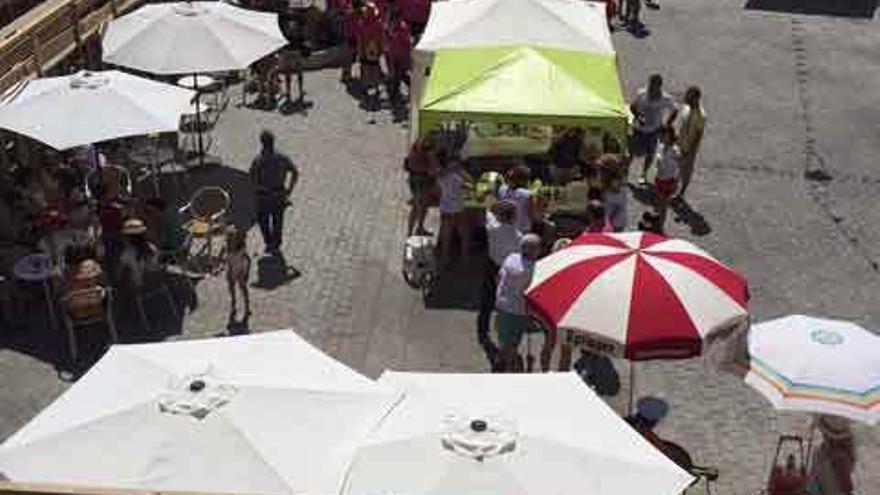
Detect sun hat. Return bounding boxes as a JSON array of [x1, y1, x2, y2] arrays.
[[71, 259, 103, 282], [121, 218, 147, 235]]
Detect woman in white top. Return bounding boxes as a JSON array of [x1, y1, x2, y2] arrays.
[[437, 156, 473, 267], [600, 154, 628, 232], [497, 164, 538, 234]]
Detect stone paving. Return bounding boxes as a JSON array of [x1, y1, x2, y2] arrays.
[[1, 1, 879, 494]]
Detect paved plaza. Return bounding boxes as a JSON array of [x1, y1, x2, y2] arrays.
[[2, 0, 879, 493]]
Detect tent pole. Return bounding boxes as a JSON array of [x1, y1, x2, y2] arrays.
[[194, 72, 204, 167]]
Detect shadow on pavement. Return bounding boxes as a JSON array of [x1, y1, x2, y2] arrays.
[[671, 198, 712, 237], [251, 253, 301, 290], [745, 0, 878, 18], [423, 261, 482, 311]]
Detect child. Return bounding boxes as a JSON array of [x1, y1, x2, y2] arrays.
[[225, 226, 251, 322], [586, 200, 612, 233], [653, 127, 681, 233], [600, 154, 628, 232], [437, 155, 472, 267]]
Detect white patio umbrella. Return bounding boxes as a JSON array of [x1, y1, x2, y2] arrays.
[[102, 1, 288, 159], [0, 70, 195, 150], [0, 331, 402, 495], [741, 315, 880, 425], [342, 371, 693, 495]]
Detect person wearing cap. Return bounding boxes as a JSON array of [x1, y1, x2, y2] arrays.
[[807, 415, 856, 495], [117, 218, 159, 289], [477, 199, 522, 371], [494, 233, 541, 373], [624, 396, 669, 450]]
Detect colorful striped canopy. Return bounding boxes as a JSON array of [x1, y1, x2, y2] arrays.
[[743, 315, 880, 425]]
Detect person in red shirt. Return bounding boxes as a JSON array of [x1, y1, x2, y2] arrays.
[[358, 1, 384, 109], [384, 6, 412, 104], [341, 0, 362, 83], [398, 0, 430, 41]]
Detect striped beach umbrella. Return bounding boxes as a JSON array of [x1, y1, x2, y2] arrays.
[[526, 232, 749, 360], [743, 315, 880, 425]]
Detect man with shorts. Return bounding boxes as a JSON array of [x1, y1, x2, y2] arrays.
[[675, 86, 706, 201], [494, 234, 542, 373], [629, 74, 677, 185]]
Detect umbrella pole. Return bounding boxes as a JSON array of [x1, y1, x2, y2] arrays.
[[194, 73, 204, 167], [628, 361, 635, 414]]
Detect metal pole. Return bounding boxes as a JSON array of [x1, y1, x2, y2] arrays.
[[628, 360, 635, 414], [194, 73, 204, 167]]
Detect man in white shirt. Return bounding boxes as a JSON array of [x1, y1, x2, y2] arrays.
[[495, 234, 542, 373], [477, 200, 522, 370], [629, 74, 678, 185], [675, 86, 706, 201]]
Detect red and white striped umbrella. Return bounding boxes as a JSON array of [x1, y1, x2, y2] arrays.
[[526, 232, 749, 360]]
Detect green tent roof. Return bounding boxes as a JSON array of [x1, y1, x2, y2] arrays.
[[419, 46, 629, 138]]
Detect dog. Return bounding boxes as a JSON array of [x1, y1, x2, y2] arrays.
[[225, 226, 251, 322]]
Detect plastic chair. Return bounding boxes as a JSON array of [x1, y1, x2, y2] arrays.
[[60, 286, 117, 363], [179, 186, 230, 273]]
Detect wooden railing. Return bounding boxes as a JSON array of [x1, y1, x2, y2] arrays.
[[0, 0, 145, 95]]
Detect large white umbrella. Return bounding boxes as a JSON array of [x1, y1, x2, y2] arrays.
[[102, 1, 288, 75], [0, 70, 195, 150], [342, 371, 693, 495], [0, 331, 402, 495], [102, 1, 288, 161], [741, 315, 880, 425]]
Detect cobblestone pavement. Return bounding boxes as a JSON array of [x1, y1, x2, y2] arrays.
[[2, 1, 879, 494]]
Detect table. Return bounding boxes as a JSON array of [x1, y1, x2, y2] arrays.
[[13, 253, 57, 331]]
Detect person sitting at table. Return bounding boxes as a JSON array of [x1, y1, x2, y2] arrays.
[[437, 153, 472, 268], [498, 164, 539, 235], [117, 218, 159, 290], [144, 198, 189, 264], [548, 128, 584, 185]]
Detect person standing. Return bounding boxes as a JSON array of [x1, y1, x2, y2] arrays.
[[653, 127, 681, 233], [437, 155, 472, 267], [477, 200, 522, 371], [384, 6, 412, 104], [600, 154, 628, 232], [494, 234, 541, 373], [405, 137, 439, 236], [807, 415, 856, 495], [498, 164, 538, 235], [629, 74, 677, 185], [250, 130, 298, 255], [675, 86, 706, 201]]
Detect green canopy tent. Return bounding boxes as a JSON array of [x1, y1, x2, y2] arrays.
[[418, 46, 629, 144]]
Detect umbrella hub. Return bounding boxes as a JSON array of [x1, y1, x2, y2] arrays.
[[174, 2, 208, 17], [441, 413, 517, 462], [158, 370, 236, 420], [70, 71, 109, 90]]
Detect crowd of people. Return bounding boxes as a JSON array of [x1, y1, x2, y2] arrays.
[[401, 73, 706, 373], [332, 0, 429, 108]]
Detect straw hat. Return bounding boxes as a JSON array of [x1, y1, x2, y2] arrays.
[[817, 415, 852, 442], [121, 218, 147, 235], [71, 259, 103, 282]]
